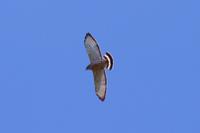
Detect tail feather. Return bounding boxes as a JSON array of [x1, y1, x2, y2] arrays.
[[103, 52, 113, 70]]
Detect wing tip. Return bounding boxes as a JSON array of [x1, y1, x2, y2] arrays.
[[84, 32, 97, 43], [85, 32, 92, 37], [85, 32, 92, 41], [96, 85, 106, 102], [97, 94, 106, 102], [84, 32, 90, 43]]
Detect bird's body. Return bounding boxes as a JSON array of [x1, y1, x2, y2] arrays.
[[86, 60, 107, 70], [84, 33, 113, 101]]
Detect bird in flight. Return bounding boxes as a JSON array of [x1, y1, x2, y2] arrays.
[[84, 33, 113, 101]]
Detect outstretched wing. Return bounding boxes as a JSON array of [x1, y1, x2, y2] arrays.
[[84, 33, 102, 64], [84, 33, 107, 101], [93, 69, 107, 101]]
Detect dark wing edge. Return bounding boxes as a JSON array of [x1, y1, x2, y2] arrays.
[[84, 33, 103, 60], [84, 33, 98, 47], [93, 69, 107, 101]]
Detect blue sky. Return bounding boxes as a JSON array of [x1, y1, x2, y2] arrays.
[[0, 0, 200, 133]]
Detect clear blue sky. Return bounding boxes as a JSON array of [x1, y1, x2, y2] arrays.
[[0, 0, 200, 133]]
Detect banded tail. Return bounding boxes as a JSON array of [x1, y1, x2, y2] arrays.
[[103, 52, 113, 70]]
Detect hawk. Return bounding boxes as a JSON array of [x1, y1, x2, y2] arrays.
[[84, 33, 113, 101]]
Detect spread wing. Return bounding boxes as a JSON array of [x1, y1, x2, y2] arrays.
[[84, 33, 102, 64], [84, 33, 107, 101], [93, 69, 107, 101]]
